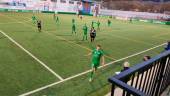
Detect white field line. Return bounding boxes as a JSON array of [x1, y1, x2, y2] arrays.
[[19, 43, 166, 96], [0, 30, 64, 80], [0, 22, 20, 24]]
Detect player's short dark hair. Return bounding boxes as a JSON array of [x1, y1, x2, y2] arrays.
[[97, 44, 101, 48]]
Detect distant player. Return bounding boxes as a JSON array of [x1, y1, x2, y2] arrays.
[[86, 45, 105, 82], [97, 20, 100, 30], [80, 15, 83, 20], [82, 24, 88, 40], [32, 15, 37, 24], [72, 23, 76, 34], [90, 27, 96, 42], [129, 17, 132, 23], [72, 18, 75, 24], [108, 19, 111, 27], [54, 13, 59, 23], [91, 21, 94, 27], [37, 20, 42, 32]]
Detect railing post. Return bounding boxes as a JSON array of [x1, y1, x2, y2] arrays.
[[154, 57, 167, 96], [111, 84, 115, 96]]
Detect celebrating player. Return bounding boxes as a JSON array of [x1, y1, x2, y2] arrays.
[[82, 24, 88, 41], [86, 45, 105, 82]]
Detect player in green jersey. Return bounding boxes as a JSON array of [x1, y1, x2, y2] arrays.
[[97, 20, 100, 30], [72, 18, 75, 24], [72, 23, 76, 34], [32, 15, 37, 24], [108, 19, 111, 27], [54, 13, 59, 23], [86, 45, 105, 82], [129, 17, 132, 23], [82, 24, 88, 40], [91, 21, 94, 27]]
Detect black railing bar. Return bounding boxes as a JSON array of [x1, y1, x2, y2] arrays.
[[149, 60, 161, 96], [108, 78, 148, 96], [145, 65, 154, 94], [114, 50, 170, 80], [143, 68, 152, 93]]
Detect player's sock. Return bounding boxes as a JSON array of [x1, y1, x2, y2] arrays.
[[89, 71, 94, 82]]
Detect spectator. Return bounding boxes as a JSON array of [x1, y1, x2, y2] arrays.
[[121, 61, 130, 72], [115, 61, 130, 74], [165, 41, 170, 51], [143, 55, 151, 61]]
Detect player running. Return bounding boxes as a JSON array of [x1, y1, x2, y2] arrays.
[[90, 27, 96, 42], [108, 19, 111, 27], [86, 45, 105, 82], [82, 24, 88, 41], [37, 20, 42, 32], [32, 15, 37, 24], [72, 23, 76, 34]]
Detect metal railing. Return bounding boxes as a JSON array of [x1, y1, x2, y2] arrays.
[[108, 50, 170, 96]]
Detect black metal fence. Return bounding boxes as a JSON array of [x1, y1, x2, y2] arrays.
[[108, 50, 170, 96]]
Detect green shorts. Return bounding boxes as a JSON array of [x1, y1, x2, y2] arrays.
[[91, 63, 100, 69]]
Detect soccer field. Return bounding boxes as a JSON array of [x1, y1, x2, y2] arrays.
[[0, 12, 169, 96]]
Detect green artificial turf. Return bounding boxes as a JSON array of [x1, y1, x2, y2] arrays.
[[0, 12, 169, 96]]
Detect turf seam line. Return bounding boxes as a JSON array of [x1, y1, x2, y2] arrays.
[[0, 30, 64, 81], [19, 43, 166, 96]]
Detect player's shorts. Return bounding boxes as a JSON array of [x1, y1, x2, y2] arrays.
[[91, 63, 100, 69], [90, 33, 96, 38], [38, 26, 41, 29]]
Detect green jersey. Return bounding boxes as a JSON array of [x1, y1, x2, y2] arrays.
[[92, 49, 103, 65], [91, 21, 94, 27], [97, 21, 100, 27], [72, 24, 76, 30], [72, 19, 75, 23], [32, 16, 36, 20], [83, 25, 88, 35]]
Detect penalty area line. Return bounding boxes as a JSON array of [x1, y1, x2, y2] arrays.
[[0, 30, 64, 81], [19, 43, 166, 96]]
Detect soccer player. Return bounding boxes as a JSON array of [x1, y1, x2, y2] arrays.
[[91, 21, 94, 27], [86, 45, 105, 82], [32, 15, 37, 24], [90, 27, 96, 42], [54, 13, 59, 23], [37, 20, 42, 32], [97, 20, 100, 30], [82, 24, 88, 40], [108, 19, 111, 27], [129, 17, 132, 23], [72, 23, 76, 34], [72, 18, 75, 24]]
